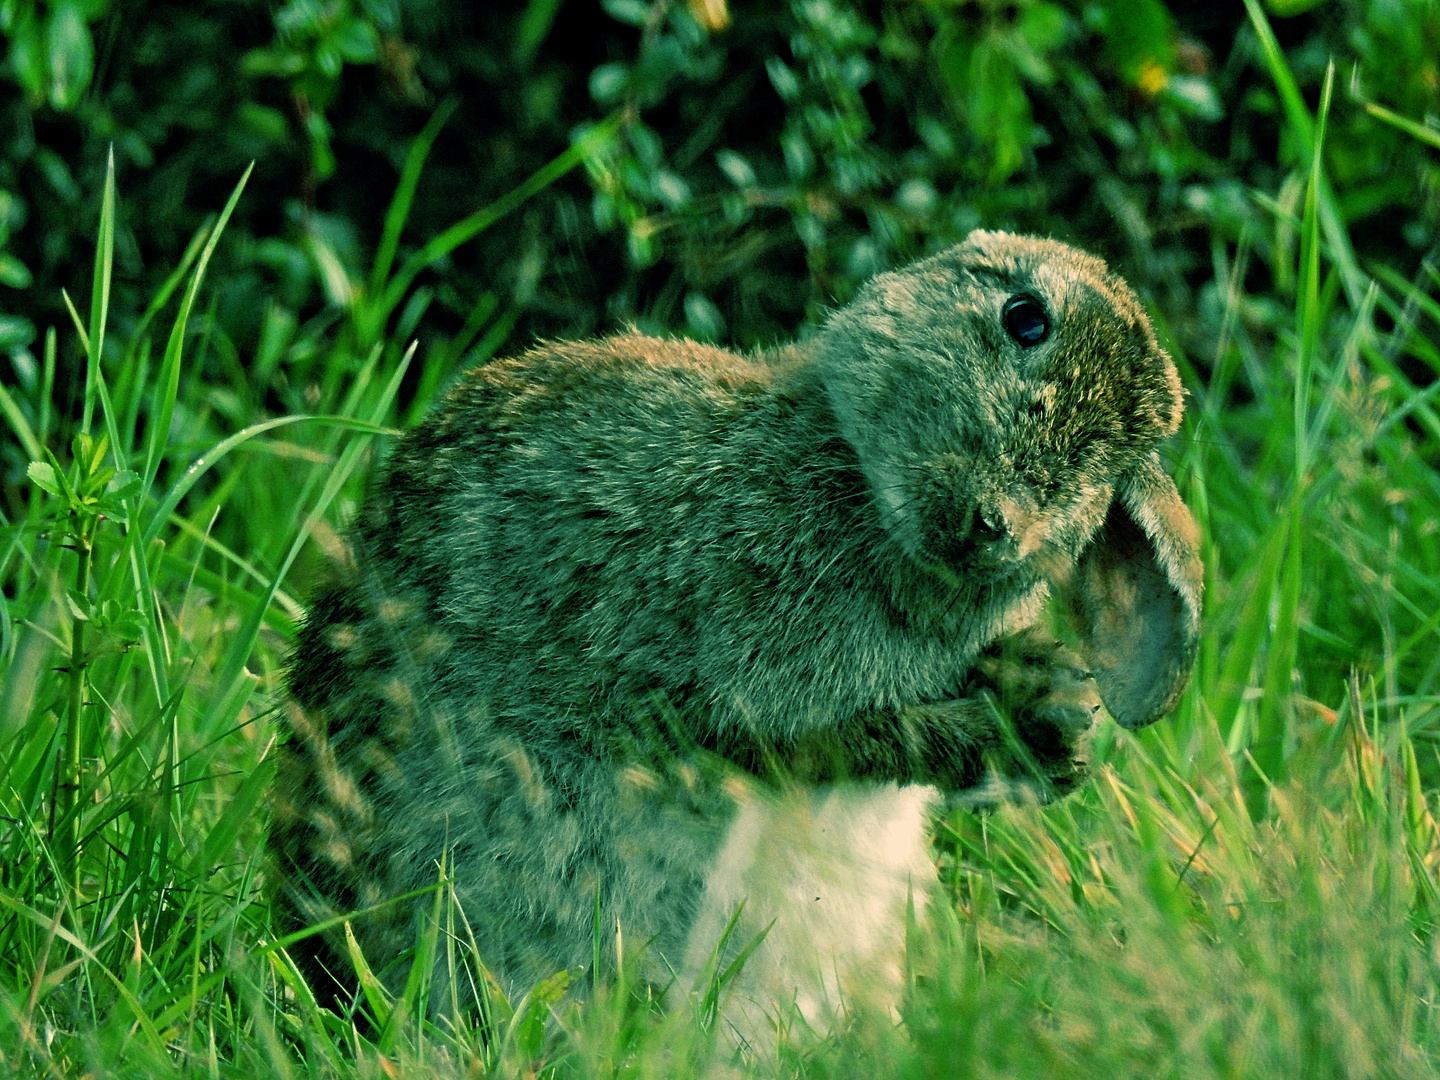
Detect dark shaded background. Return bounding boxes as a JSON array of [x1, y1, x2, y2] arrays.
[[1, 0, 1437, 461]]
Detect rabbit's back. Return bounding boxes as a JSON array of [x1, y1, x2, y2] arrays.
[[275, 331, 1011, 995], [366, 333, 1007, 742]]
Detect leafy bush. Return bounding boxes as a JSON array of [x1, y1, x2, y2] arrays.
[[2, 1, 1436, 408]]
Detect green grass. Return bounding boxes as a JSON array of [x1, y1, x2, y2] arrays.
[[3, 7, 1440, 1076]]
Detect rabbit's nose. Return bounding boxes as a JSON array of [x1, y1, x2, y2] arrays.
[[977, 505, 1007, 537], [972, 507, 1023, 565], [979, 494, 1044, 559]]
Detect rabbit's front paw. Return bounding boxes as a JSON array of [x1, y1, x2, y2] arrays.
[[959, 629, 1102, 803]]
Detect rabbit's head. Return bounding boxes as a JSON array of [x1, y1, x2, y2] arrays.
[[817, 230, 1201, 729]]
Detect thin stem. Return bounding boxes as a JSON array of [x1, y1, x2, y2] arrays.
[[64, 516, 95, 899]]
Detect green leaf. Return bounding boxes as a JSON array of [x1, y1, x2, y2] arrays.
[[0, 252, 33, 288], [275, 0, 325, 37], [330, 16, 378, 63], [303, 227, 355, 307], [93, 600, 144, 641], [589, 62, 628, 105], [515, 968, 571, 1061], [84, 430, 109, 476], [1167, 75, 1223, 120], [684, 291, 724, 340], [1097, 0, 1174, 85], [106, 469, 141, 500], [314, 41, 341, 79], [602, 0, 649, 28], [27, 460, 62, 497], [45, 1, 95, 111], [515, 0, 564, 65], [65, 588, 90, 622], [96, 467, 140, 522], [240, 47, 307, 78], [6, 9, 47, 101], [1019, 2, 1068, 52], [81, 464, 116, 499], [715, 149, 757, 187], [766, 57, 801, 102], [237, 102, 290, 143], [0, 313, 35, 349]]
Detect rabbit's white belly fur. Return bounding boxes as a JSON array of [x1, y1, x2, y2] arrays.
[[683, 782, 939, 1048]]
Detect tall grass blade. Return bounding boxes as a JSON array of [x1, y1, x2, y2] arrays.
[[122, 221, 211, 370], [366, 98, 459, 317], [1206, 518, 1287, 743], [344, 920, 394, 1029], [140, 164, 254, 501], [118, 165, 253, 709], [376, 113, 624, 326], [80, 147, 115, 436], [380, 853, 448, 1053], [1242, 0, 1365, 305], [198, 343, 416, 733], [141, 414, 395, 549], [1252, 64, 1333, 798], [0, 380, 42, 462], [1357, 99, 1440, 152]]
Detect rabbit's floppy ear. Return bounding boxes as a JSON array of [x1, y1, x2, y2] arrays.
[[1066, 452, 1203, 730]]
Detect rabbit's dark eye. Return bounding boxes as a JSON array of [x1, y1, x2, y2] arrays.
[[1002, 295, 1050, 348]]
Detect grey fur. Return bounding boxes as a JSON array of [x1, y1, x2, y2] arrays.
[[272, 230, 1202, 1006]]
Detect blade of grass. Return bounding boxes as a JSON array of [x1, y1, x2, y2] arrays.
[[122, 220, 212, 371], [142, 414, 396, 550], [117, 165, 252, 710], [374, 113, 624, 333], [379, 852, 448, 1053], [164, 518, 304, 623], [0, 380, 43, 462], [1208, 516, 1290, 745], [0, 893, 169, 1058], [1242, 0, 1365, 307], [1358, 99, 1440, 153], [198, 343, 416, 733], [1251, 64, 1333, 796], [140, 163, 254, 502], [80, 147, 115, 437], [366, 98, 459, 310], [196, 756, 274, 881], [344, 920, 394, 1029]]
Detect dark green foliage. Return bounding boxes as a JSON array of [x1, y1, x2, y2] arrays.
[[2, 1, 1436, 435]]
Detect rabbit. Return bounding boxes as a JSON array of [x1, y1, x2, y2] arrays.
[[269, 230, 1203, 1045]]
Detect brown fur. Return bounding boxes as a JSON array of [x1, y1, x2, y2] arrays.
[[270, 231, 1202, 1009]]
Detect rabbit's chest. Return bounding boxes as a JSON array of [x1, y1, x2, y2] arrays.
[[682, 780, 938, 1041]]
